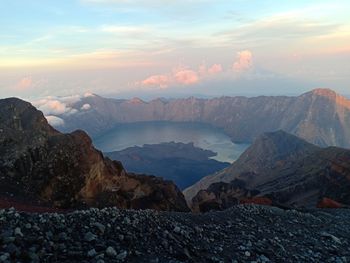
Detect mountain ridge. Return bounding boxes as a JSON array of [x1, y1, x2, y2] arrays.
[[55, 88, 350, 148]]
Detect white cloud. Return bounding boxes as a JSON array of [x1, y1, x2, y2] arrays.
[[45, 115, 65, 127], [84, 92, 96, 97], [33, 99, 68, 115], [32, 96, 80, 116], [81, 103, 91, 110], [59, 94, 82, 104]]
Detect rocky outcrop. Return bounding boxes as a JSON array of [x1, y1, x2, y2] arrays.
[[59, 88, 350, 148], [190, 179, 259, 212], [187, 131, 350, 210], [0, 98, 189, 212]]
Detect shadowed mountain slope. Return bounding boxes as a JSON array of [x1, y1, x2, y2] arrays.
[[0, 98, 189, 212], [185, 130, 350, 210], [105, 142, 229, 190]]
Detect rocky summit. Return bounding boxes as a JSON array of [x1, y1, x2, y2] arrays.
[[0, 98, 189, 212], [0, 205, 349, 262], [186, 130, 350, 211]]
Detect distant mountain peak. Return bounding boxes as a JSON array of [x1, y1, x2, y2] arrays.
[[258, 129, 311, 144], [306, 88, 344, 101], [129, 97, 145, 104], [260, 129, 296, 139], [247, 130, 319, 157], [310, 88, 337, 97], [307, 88, 350, 109], [84, 92, 98, 98]]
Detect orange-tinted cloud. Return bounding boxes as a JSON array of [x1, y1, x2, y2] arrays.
[[142, 74, 170, 88], [233, 50, 253, 72], [140, 68, 200, 88], [208, 64, 223, 74], [198, 63, 223, 76], [139, 50, 254, 89], [174, 69, 199, 85]]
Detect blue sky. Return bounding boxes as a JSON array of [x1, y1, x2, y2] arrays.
[[0, 0, 350, 98]]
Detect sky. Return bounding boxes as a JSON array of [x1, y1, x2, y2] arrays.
[[0, 0, 350, 99]]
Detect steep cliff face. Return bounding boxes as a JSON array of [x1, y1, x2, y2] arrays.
[[0, 98, 189, 212], [186, 131, 350, 210], [59, 88, 350, 148]]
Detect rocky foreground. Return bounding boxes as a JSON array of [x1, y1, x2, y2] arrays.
[[1, 205, 349, 263]]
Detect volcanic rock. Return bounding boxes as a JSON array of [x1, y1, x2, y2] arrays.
[[0, 98, 189, 212], [187, 130, 350, 210]]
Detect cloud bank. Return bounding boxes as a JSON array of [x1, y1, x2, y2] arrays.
[[33, 98, 78, 116], [31, 94, 96, 127], [139, 50, 253, 89]]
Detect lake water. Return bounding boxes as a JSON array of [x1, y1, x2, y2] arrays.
[[93, 121, 249, 163]]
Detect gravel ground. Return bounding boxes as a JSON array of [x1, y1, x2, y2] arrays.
[[0, 205, 349, 263]]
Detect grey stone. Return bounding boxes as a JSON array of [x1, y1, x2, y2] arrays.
[[106, 246, 117, 257], [260, 255, 270, 262], [14, 227, 23, 237], [173, 226, 181, 233], [58, 232, 68, 241], [116, 250, 127, 260], [321, 232, 342, 244], [84, 232, 97, 242], [93, 222, 106, 234], [28, 252, 39, 262], [87, 248, 97, 257], [0, 253, 10, 261]]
